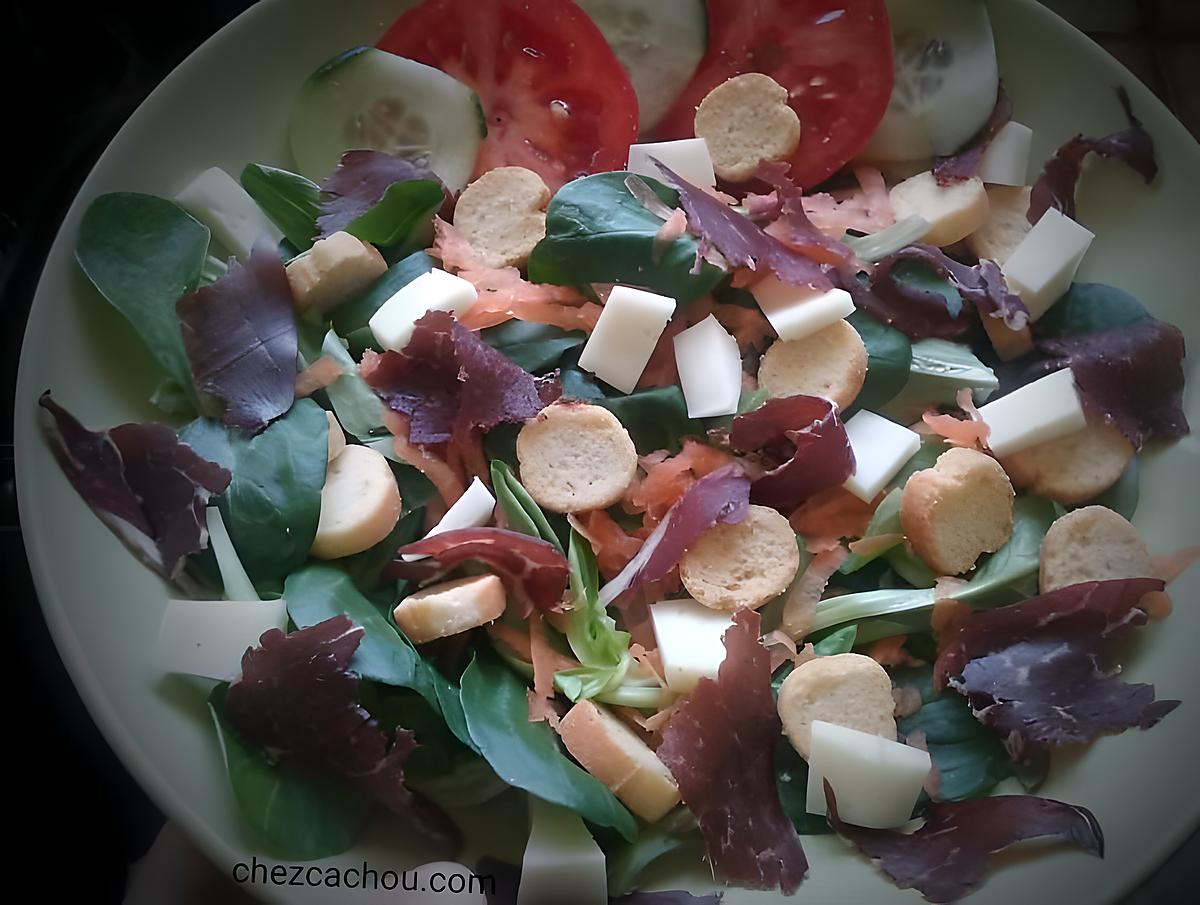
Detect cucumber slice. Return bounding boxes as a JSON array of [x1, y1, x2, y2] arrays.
[[861, 0, 999, 163], [289, 46, 485, 192], [576, 0, 706, 134]]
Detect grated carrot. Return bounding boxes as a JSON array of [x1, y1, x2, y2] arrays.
[[789, 485, 877, 540], [623, 439, 733, 531], [569, 510, 644, 580]]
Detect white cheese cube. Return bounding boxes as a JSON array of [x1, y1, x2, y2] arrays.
[[402, 477, 496, 561], [978, 121, 1034, 186], [805, 720, 932, 829], [1002, 207, 1094, 321], [157, 598, 287, 681], [627, 139, 716, 189], [577, 286, 676, 394], [368, 268, 478, 352], [750, 278, 856, 343], [649, 598, 733, 693], [517, 798, 607, 905], [175, 167, 283, 260], [673, 315, 742, 418], [977, 366, 1087, 458], [842, 411, 923, 502]]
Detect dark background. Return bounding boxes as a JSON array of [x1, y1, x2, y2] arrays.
[[2, 1, 1196, 901]]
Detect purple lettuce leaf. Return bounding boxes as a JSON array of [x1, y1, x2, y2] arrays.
[[316, 149, 441, 238], [653, 161, 832, 292], [825, 785, 1103, 904], [1025, 319, 1188, 449], [1028, 87, 1158, 223], [359, 310, 561, 445], [657, 609, 808, 893], [176, 243, 298, 434], [934, 578, 1179, 748], [933, 86, 1014, 185], [598, 464, 750, 607], [856, 244, 1028, 340], [38, 392, 231, 581], [730, 395, 855, 511], [225, 614, 458, 845]]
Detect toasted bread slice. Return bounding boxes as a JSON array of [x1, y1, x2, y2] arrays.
[[1003, 416, 1134, 505], [694, 73, 802, 182], [453, 166, 550, 269], [757, 319, 867, 411], [1039, 505, 1155, 593], [680, 504, 801, 611], [777, 653, 897, 759]]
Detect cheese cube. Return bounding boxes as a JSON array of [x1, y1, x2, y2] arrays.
[[175, 166, 283, 260], [402, 477, 496, 561], [285, 231, 387, 312], [978, 121, 1034, 186], [558, 700, 681, 822], [627, 138, 716, 189], [977, 367, 1087, 458], [649, 598, 733, 693], [577, 286, 676, 394], [368, 268, 478, 352], [842, 411, 923, 502], [805, 720, 931, 829], [1002, 207, 1094, 321], [673, 315, 742, 418], [750, 278, 856, 343], [157, 599, 287, 681], [517, 798, 607, 905]]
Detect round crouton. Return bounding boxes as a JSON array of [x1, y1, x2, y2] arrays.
[[890, 171, 989, 247], [1002, 417, 1134, 506], [777, 653, 897, 759], [393, 574, 507, 644], [679, 504, 801, 611], [516, 402, 638, 514], [311, 444, 402, 560], [453, 166, 551, 269], [901, 447, 1015, 576], [693, 73, 802, 182], [757, 319, 867, 411], [1039, 505, 1155, 593], [965, 185, 1033, 265]]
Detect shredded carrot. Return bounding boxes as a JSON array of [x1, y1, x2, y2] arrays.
[[804, 535, 844, 554], [623, 439, 733, 530], [528, 616, 561, 726], [781, 544, 849, 640], [1153, 545, 1200, 584], [867, 635, 922, 668], [791, 166, 895, 236], [654, 207, 688, 247], [446, 428, 490, 486], [930, 596, 973, 653], [1141, 590, 1174, 621], [628, 642, 667, 688], [922, 388, 991, 450], [294, 354, 342, 399], [430, 218, 602, 332], [789, 485, 877, 540], [379, 408, 466, 510], [568, 510, 644, 580], [689, 294, 775, 353], [636, 315, 687, 389]]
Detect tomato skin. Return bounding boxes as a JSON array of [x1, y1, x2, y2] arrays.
[[378, 0, 639, 191], [653, 0, 894, 189]]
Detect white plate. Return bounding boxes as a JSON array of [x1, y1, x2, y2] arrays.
[[14, 1, 1200, 902]]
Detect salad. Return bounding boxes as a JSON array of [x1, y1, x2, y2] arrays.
[[35, 0, 1197, 901]]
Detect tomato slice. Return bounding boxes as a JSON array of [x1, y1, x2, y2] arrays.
[[653, 0, 894, 189], [378, 0, 639, 192]]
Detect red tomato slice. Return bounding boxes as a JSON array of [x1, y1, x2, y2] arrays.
[[653, 0, 894, 189], [378, 0, 639, 192]]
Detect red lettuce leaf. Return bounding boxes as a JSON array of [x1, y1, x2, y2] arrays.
[[361, 310, 561, 445], [825, 785, 1103, 904], [389, 528, 570, 617], [855, 244, 1028, 340], [653, 161, 832, 292], [316, 149, 442, 238], [934, 578, 1178, 748], [657, 609, 808, 893], [933, 86, 1014, 185], [1029, 87, 1157, 224], [1025, 319, 1188, 449], [225, 614, 457, 844], [729, 396, 855, 511], [176, 243, 298, 434], [38, 392, 231, 581], [597, 464, 750, 607]]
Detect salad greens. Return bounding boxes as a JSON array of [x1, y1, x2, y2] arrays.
[[239, 163, 321, 251], [491, 460, 566, 551], [482, 320, 586, 373], [76, 192, 210, 413], [846, 309, 912, 412], [459, 651, 638, 841], [330, 250, 434, 350]]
